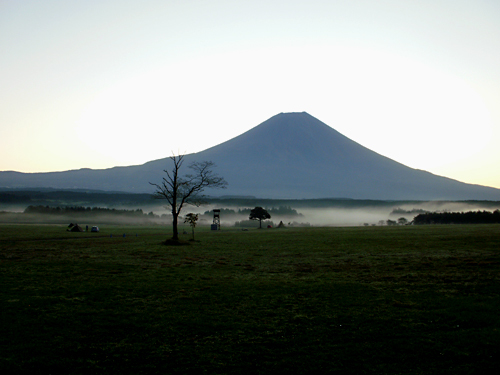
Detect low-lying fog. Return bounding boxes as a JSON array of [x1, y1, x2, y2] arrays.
[[2, 200, 499, 227], [151, 201, 500, 227]]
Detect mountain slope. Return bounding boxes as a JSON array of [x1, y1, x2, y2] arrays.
[[1, 112, 500, 200], [193, 112, 500, 199]]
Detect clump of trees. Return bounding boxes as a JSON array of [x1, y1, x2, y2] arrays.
[[413, 210, 500, 225], [384, 217, 409, 226]]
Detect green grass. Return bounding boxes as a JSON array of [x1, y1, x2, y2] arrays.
[[1, 224, 499, 374]]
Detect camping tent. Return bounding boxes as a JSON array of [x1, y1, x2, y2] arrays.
[[68, 223, 84, 232]]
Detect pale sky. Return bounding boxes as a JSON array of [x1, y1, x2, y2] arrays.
[[1, 0, 500, 189]]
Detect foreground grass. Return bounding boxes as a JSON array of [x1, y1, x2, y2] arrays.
[[1, 224, 499, 374]]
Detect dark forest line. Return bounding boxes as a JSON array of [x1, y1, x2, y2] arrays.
[[22, 205, 165, 219], [413, 210, 500, 224], [3, 189, 500, 210]]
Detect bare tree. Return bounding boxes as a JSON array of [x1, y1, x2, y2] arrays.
[[150, 155, 227, 241]]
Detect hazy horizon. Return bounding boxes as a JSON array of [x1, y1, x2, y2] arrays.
[[3, 199, 500, 227], [1, 1, 500, 189]]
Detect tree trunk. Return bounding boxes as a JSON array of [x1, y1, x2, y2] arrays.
[[172, 213, 179, 241]]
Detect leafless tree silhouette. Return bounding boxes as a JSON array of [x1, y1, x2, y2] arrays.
[[150, 154, 227, 241]]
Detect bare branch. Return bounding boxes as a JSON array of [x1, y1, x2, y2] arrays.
[[149, 154, 227, 241]]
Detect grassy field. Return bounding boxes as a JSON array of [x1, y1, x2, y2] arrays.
[[1, 224, 499, 374]]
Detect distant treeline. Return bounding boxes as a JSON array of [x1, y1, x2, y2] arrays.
[[3, 189, 500, 211], [390, 208, 429, 215], [24, 205, 165, 219], [0, 192, 32, 203], [413, 210, 500, 225], [202, 206, 303, 218], [0, 190, 155, 208], [233, 220, 311, 228]]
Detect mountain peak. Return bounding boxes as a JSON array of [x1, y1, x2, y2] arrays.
[[2, 112, 500, 200], [204, 111, 344, 155]]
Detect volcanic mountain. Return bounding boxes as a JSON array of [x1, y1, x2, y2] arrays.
[[1, 112, 500, 200]]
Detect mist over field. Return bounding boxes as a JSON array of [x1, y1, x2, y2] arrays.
[[145, 200, 500, 227], [2, 189, 500, 227]]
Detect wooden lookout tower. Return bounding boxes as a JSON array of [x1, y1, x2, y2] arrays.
[[212, 209, 221, 230]]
